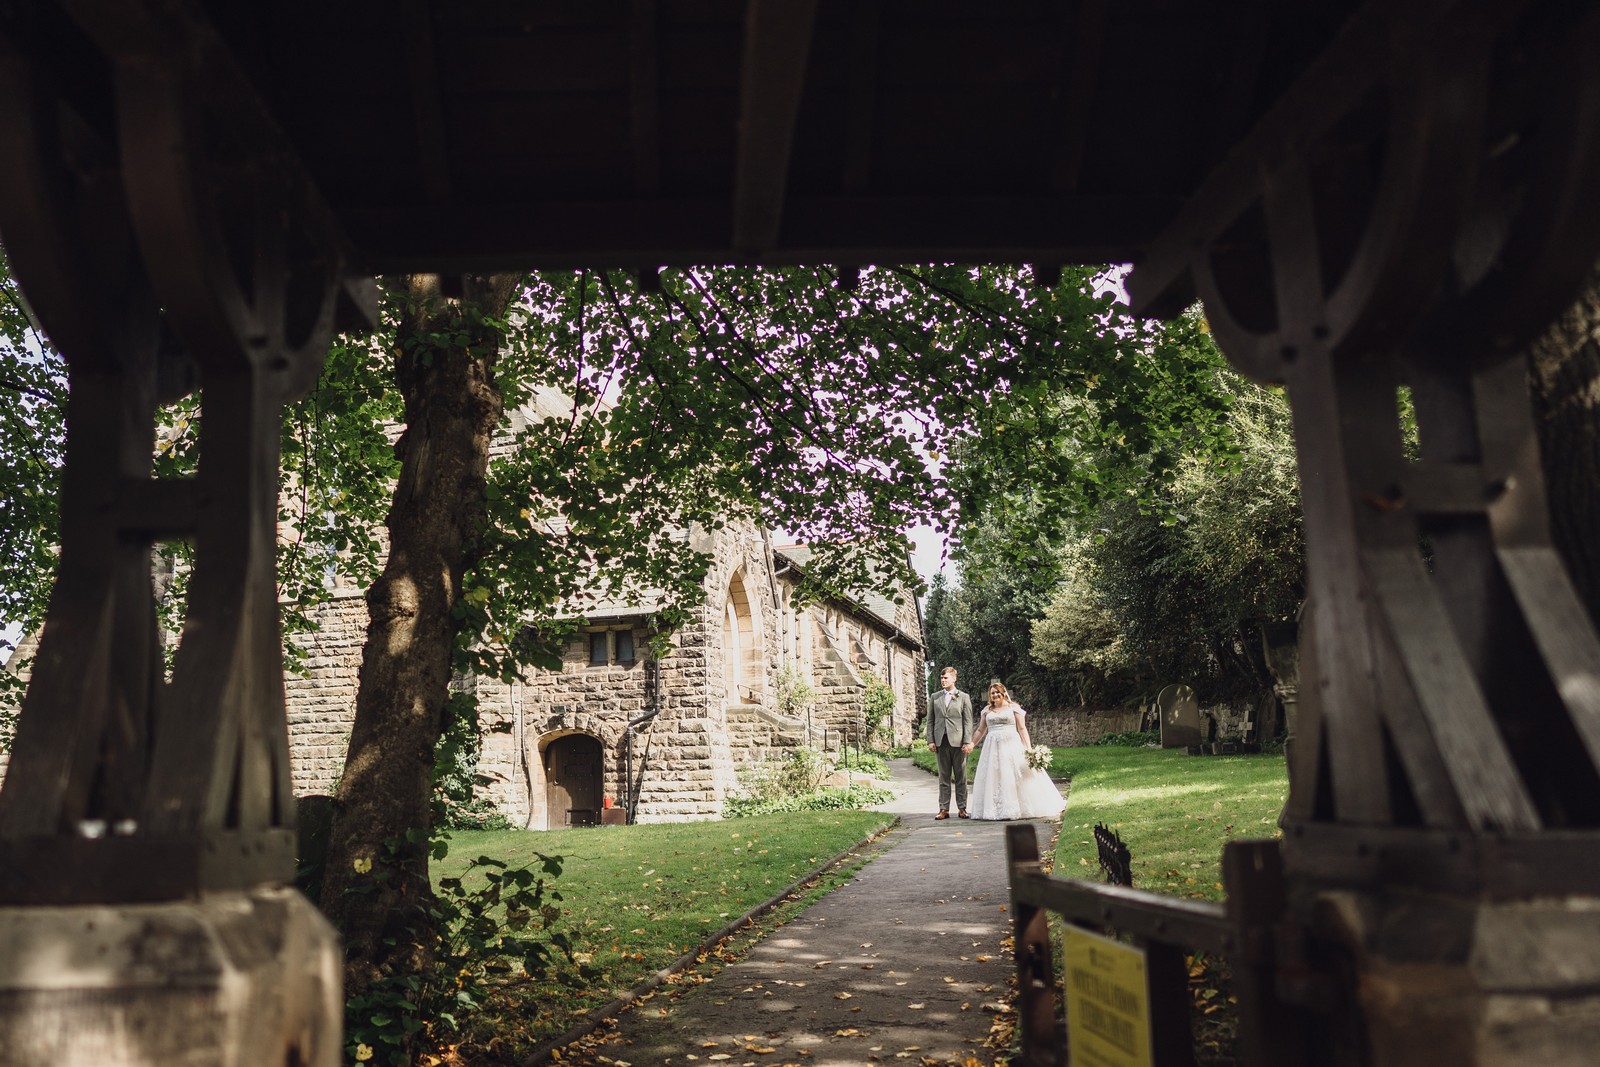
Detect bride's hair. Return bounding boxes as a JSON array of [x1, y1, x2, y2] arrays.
[[988, 681, 1011, 703]]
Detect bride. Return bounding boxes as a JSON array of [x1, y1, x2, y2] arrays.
[[969, 681, 1066, 821]]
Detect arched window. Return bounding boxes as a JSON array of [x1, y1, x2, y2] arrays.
[[722, 569, 763, 705]]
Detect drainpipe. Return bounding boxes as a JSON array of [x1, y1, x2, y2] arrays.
[[622, 653, 663, 823]]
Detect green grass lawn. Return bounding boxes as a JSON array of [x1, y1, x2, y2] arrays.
[[435, 809, 893, 1056], [911, 743, 1287, 902]]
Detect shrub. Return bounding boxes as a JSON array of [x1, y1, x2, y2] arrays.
[[839, 749, 890, 778], [343, 835, 586, 1065], [776, 662, 816, 717], [724, 783, 895, 817], [731, 747, 829, 807], [862, 672, 896, 743], [1092, 729, 1160, 748]]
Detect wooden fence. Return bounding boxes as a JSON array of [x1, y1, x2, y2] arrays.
[[1006, 824, 1308, 1066]]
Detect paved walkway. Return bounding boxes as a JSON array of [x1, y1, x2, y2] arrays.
[[561, 759, 1060, 1067]]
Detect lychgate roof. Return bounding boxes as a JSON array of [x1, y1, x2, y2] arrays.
[[23, 0, 1359, 274]]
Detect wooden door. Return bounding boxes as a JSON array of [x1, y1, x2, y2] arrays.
[[545, 735, 602, 827]]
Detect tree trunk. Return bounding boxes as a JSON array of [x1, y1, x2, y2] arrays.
[[319, 273, 520, 998], [1528, 266, 1600, 629]]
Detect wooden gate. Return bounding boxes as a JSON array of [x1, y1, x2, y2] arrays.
[[545, 735, 603, 828]]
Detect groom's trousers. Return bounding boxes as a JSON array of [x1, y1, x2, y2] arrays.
[[935, 741, 969, 812]]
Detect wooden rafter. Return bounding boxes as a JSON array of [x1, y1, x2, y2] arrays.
[[1048, 0, 1107, 193], [402, 0, 453, 204], [629, 0, 660, 196], [346, 192, 1175, 273], [731, 0, 818, 255], [841, 0, 879, 194]]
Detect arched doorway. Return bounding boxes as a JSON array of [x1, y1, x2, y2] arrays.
[[544, 734, 603, 828]]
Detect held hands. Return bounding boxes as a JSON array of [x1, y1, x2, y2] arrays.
[[961, 743, 973, 754]]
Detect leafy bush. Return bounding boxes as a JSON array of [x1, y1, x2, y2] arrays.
[[1092, 729, 1160, 748], [725, 747, 893, 818], [731, 747, 829, 807], [724, 783, 895, 817], [862, 672, 896, 742], [839, 749, 890, 777], [432, 689, 512, 831], [775, 662, 816, 717], [343, 836, 586, 1065]]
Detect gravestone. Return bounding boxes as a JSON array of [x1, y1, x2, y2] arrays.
[[1156, 684, 1202, 749]]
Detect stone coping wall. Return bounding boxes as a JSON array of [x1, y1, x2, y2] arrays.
[[1024, 702, 1261, 747], [1020, 708, 1146, 747]]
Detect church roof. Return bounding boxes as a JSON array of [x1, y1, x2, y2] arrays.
[[772, 543, 916, 645]]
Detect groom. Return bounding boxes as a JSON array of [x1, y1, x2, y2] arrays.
[[926, 666, 974, 819]]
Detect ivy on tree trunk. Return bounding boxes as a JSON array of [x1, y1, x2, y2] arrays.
[[319, 272, 520, 997]]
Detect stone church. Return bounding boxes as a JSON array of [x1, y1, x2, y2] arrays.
[[282, 520, 927, 829], [0, 386, 928, 826]]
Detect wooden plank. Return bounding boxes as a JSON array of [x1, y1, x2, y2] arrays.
[[1129, 1, 1513, 319], [1282, 824, 1600, 898], [402, 0, 453, 203], [114, 475, 199, 537], [840, 0, 878, 193], [1362, 548, 1541, 831], [1144, 940, 1198, 1067], [629, 0, 661, 194], [347, 192, 1174, 272], [1401, 461, 1489, 516], [1006, 824, 1060, 1067], [1010, 872, 1234, 957], [731, 0, 817, 253], [1498, 547, 1600, 776], [1284, 350, 1394, 824], [1222, 840, 1309, 1066], [1369, 619, 1469, 829], [1046, 0, 1106, 193], [0, 830, 296, 905], [1443, 5, 1600, 355]]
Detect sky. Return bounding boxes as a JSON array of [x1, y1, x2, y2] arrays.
[[907, 521, 951, 590]]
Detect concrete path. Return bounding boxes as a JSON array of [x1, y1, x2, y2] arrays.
[[561, 758, 1060, 1067]]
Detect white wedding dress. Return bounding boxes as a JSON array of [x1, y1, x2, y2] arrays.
[[969, 704, 1066, 821]]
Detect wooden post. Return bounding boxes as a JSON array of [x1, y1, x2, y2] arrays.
[[0, 5, 373, 1062], [1007, 824, 1063, 1067], [1130, 5, 1600, 1063]]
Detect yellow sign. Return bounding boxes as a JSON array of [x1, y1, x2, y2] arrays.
[[1062, 925, 1153, 1067]]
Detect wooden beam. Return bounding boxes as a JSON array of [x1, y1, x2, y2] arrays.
[[629, 0, 660, 195], [1203, 0, 1269, 182], [731, 0, 818, 254], [402, 0, 453, 204], [842, 0, 879, 193], [1128, 1, 1527, 318], [1048, 0, 1107, 193], [347, 192, 1177, 272]]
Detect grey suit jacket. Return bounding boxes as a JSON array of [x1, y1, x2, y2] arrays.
[[926, 687, 974, 747]]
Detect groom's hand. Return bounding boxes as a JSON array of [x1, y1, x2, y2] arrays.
[[961, 743, 973, 754], [927, 742, 937, 752]]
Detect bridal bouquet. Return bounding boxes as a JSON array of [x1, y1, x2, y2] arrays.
[[1025, 744, 1053, 771]]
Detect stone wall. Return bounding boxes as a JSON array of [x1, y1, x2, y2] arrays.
[[283, 591, 369, 796], [0, 518, 929, 827], [1020, 707, 1148, 747], [1019, 703, 1259, 747]]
